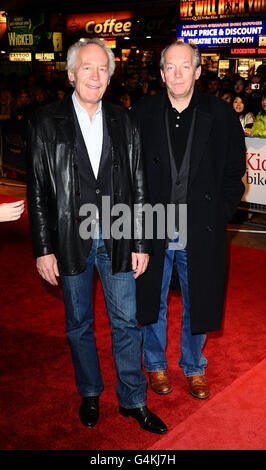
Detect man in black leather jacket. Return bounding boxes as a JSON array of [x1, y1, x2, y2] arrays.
[[27, 38, 167, 435]]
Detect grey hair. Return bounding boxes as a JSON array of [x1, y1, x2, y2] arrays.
[[66, 37, 116, 86], [160, 40, 201, 70]]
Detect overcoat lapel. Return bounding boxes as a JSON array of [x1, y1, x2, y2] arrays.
[[154, 91, 171, 161], [189, 106, 213, 186]]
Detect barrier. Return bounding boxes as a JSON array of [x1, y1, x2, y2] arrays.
[[231, 136, 266, 232], [242, 136, 266, 207]]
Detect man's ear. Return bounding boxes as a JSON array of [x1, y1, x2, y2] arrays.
[[160, 69, 166, 83], [195, 65, 201, 81], [68, 69, 75, 85]]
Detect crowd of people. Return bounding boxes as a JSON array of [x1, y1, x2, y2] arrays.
[[0, 60, 265, 175], [198, 69, 266, 138]]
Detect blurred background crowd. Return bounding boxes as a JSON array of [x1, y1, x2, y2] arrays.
[[1, 62, 266, 132], [0, 61, 265, 180]]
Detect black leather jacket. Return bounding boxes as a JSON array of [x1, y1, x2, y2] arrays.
[[27, 94, 151, 275]]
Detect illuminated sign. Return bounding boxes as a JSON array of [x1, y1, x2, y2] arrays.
[[35, 53, 55, 61], [103, 39, 116, 49], [231, 48, 256, 54], [9, 52, 32, 61], [231, 47, 266, 54], [176, 20, 265, 47], [66, 12, 168, 38], [85, 18, 131, 35], [180, 0, 266, 21], [0, 11, 7, 41], [66, 11, 133, 37], [7, 15, 62, 52], [7, 14, 44, 51]]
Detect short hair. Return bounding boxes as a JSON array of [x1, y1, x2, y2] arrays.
[[66, 37, 116, 86], [160, 40, 201, 70]]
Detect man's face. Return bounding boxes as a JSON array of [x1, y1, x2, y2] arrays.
[[234, 79, 244, 94], [68, 43, 110, 108], [161, 44, 201, 102], [208, 79, 219, 95], [221, 93, 232, 103]]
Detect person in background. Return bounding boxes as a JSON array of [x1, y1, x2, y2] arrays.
[[125, 72, 142, 105], [0, 200, 24, 222], [31, 86, 50, 108], [260, 77, 266, 93], [220, 76, 233, 94], [248, 75, 263, 116], [27, 38, 167, 435], [115, 87, 132, 109], [251, 91, 266, 138], [0, 89, 14, 120], [205, 72, 220, 96], [56, 88, 67, 100], [12, 89, 31, 120], [232, 94, 255, 136], [133, 41, 246, 400], [220, 91, 233, 104], [232, 76, 245, 95]]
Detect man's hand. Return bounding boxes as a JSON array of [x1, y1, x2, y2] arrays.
[[131, 253, 149, 279], [36, 254, 59, 286]]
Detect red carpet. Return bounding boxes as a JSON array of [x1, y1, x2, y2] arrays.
[[149, 359, 266, 450], [0, 196, 265, 450]]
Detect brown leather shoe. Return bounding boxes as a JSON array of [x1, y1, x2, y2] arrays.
[[188, 375, 210, 399], [148, 371, 173, 395]]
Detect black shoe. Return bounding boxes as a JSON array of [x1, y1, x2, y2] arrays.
[[119, 405, 167, 434], [79, 396, 99, 428]]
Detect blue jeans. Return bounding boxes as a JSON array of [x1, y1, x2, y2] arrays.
[[142, 236, 207, 377], [61, 225, 147, 409]]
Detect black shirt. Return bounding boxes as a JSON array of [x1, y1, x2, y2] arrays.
[[167, 87, 198, 172]]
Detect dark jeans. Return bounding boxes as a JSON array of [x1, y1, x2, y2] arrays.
[[142, 235, 207, 377], [61, 226, 147, 408]]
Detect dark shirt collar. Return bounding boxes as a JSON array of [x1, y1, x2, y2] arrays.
[[167, 85, 198, 115]]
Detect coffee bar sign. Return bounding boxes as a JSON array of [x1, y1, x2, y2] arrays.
[[66, 12, 168, 38]]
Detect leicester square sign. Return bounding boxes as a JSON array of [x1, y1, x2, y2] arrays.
[[179, 0, 266, 22]]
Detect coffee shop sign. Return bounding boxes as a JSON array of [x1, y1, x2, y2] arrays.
[[85, 18, 131, 35], [84, 17, 165, 36]]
